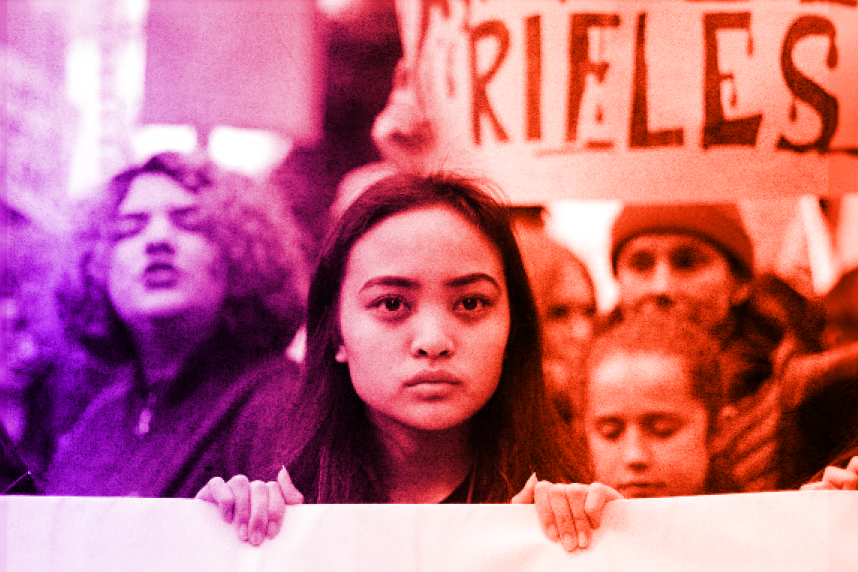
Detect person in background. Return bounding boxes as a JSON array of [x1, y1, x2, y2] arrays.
[[780, 267, 858, 486], [512, 209, 596, 424], [0, 201, 71, 480], [44, 152, 307, 498], [796, 266, 858, 490], [197, 173, 620, 550], [584, 308, 739, 498], [607, 203, 783, 491]]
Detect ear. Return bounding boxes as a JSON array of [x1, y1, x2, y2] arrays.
[[730, 281, 752, 306], [334, 345, 348, 363]]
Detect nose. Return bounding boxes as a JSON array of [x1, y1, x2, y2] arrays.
[[143, 214, 176, 254], [648, 260, 674, 297], [570, 314, 594, 342], [410, 308, 454, 359], [622, 426, 650, 469]]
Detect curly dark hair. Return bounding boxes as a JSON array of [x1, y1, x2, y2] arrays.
[[56, 152, 307, 364]]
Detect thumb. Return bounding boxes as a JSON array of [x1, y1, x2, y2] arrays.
[[510, 473, 538, 504], [278, 466, 304, 505], [195, 483, 213, 501]]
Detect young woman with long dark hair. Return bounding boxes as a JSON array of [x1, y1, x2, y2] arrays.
[[198, 172, 621, 549]]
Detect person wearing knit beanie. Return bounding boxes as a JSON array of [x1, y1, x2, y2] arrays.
[[611, 204, 754, 281], [609, 203, 754, 333], [608, 203, 789, 494]]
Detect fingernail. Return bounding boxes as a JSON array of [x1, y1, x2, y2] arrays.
[[239, 524, 248, 541], [562, 535, 576, 552], [578, 530, 589, 549], [267, 521, 280, 538], [251, 532, 263, 546], [546, 524, 558, 541]]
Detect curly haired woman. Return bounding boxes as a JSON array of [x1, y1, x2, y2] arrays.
[[44, 152, 307, 498]]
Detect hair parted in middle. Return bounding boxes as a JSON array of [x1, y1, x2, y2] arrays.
[[279, 171, 590, 503], [586, 307, 726, 442]]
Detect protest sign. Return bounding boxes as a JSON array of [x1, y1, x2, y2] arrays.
[[373, 0, 858, 202]]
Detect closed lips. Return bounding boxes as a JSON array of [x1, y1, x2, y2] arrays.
[[145, 262, 175, 273], [405, 372, 463, 386]]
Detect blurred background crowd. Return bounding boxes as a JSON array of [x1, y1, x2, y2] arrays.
[[2, 0, 857, 497]]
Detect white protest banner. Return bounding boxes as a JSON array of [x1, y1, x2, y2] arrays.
[[373, 0, 858, 202], [2, 492, 856, 571]]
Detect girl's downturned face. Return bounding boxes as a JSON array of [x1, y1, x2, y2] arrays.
[[585, 351, 709, 499], [337, 205, 510, 433]]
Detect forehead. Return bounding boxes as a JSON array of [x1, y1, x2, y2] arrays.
[[619, 233, 727, 261], [345, 205, 504, 283], [553, 259, 594, 301], [588, 351, 693, 410], [118, 174, 199, 213]]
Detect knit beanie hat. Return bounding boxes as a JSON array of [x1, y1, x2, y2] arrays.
[[611, 204, 754, 279]]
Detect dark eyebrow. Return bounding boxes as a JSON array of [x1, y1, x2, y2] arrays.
[[360, 276, 419, 292], [359, 273, 501, 292], [446, 273, 501, 290]]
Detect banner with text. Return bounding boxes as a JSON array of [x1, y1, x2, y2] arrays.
[[372, 0, 858, 202], [3, 492, 857, 571]]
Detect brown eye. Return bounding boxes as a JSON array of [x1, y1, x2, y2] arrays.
[[369, 295, 411, 321], [670, 246, 708, 272], [626, 251, 655, 273], [454, 295, 491, 317]]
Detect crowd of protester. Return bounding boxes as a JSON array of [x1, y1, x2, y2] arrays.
[[2, 151, 856, 548]]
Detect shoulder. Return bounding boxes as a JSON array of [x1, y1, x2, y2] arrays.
[[236, 353, 301, 403], [227, 353, 302, 434], [221, 354, 302, 481]]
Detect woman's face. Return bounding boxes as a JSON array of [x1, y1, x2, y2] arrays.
[[336, 205, 510, 433], [585, 351, 709, 499], [107, 174, 227, 327]]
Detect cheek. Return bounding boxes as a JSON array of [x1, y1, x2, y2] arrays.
[[191, 239, 226, 279], [586, 435, 622, 482], [107, 243, 137, 294], [661, 422, 710, 475], [477, 317, 509, 388], [617, 273, 653, 304], [337, 310, 391, 390], [181, 238, 228, 294]]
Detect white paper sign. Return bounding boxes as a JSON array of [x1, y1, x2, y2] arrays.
[[3, 492, 856, 571]]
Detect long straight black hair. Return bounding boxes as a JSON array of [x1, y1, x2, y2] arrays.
[[279, 172, 590, 502]]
